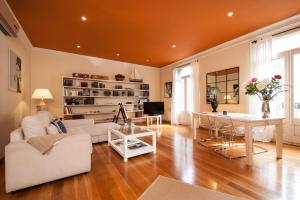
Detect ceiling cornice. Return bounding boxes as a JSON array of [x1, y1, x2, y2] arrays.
[[32, 47, 157, 70], [162, 13, 300, 69]]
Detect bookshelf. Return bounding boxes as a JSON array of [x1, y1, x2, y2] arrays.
[[63, 76, 149, 122]]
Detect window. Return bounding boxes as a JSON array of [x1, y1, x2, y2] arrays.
[[271, 57, 285, 117], [272, 29, 300, 54], [293, 54, 300, 118], [178, 66, 192, 112]]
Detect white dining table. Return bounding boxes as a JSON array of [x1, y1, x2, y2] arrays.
[[192, 112, 285, 166]]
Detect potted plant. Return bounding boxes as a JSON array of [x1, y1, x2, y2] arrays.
[[243, 75, 286, 118], [208, 86, 221, 112]]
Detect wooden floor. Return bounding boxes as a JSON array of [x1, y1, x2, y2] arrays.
[[1, 124, 300, 200]]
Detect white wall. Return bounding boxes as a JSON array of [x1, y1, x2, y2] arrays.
[[0, 29, 31, 158], [161, 42, 251, 121], [30, 48, 161, 117]]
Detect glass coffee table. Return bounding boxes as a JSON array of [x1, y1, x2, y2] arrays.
[[108, 125, 156, 162]]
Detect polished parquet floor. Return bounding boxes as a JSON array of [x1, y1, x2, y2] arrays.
[[1, 124, 300, 200]]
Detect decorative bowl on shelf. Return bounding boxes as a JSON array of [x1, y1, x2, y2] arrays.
[[115, 74, 125, 81]]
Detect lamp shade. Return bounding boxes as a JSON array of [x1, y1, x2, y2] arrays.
[[224, 95, 232, 100], [31, 89, 53, 99]]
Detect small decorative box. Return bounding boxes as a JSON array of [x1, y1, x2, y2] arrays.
[[91, 75, 109, 80], [72, 73, 89, 78]]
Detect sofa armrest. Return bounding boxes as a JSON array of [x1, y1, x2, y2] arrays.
[[63, 119, 95, 128], [5, 133, 92, 192], [10, 128, 24, 142]]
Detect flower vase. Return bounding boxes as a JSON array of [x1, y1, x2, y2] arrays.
[[261, 101, 270, 118], [211, 99, 218, 112]]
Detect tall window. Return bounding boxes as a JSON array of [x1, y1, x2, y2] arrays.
[[271, 57, 285, 117], [176, 66, 192, 124], [294, 54, 300, 118], [179, 66, 191, 112]]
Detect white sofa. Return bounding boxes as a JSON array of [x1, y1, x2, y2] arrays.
[[5, 111, 117, 193]]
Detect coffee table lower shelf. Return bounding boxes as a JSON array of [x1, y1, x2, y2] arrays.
[[108, 128, 156, 162]]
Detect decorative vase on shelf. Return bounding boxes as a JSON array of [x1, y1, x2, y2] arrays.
[[261, 100, 270, 118], [211, 99, 218, 112]]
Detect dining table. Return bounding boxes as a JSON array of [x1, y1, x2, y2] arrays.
[[192, 112, 285, 166]]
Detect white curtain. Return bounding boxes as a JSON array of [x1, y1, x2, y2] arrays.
[[171, 68, 182, 124], [190, 61, 200, 114], [249, 37, 275, 142], [171, 61, 200, 125]]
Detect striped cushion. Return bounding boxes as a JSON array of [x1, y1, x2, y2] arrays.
[[51, 118, 67, 133]]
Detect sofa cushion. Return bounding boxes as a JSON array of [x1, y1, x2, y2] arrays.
[[93, 123, 119, 135], [22, 116, 47, 139], [34, 111, 52, 128], [46, 124, 59, 135], [67, 127, 89, 135]]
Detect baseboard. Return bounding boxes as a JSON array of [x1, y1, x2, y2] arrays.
[[162, 120, 171, 124]]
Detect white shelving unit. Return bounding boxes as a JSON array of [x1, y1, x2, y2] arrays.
[[63, 76, 149, 122]]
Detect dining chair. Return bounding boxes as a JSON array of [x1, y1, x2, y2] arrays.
[[199, 113, 214, 138], [217, 116, 245, 148]]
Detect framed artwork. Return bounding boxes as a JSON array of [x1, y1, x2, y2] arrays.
[[8, 49, 22, 93], [164, 81, 172, 98]]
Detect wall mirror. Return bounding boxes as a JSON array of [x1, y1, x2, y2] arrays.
[[206, 67, 239, 104]]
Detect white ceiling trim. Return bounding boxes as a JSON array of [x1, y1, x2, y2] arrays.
[[162, 13, 300, 69], [32, 47, 156, 69]]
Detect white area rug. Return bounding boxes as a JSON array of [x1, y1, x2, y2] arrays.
[[138, 176, 245, 200]]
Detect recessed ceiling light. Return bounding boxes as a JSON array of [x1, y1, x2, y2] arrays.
[[81, 16, 87, 21], [76, 45, 81, 48], [146, 59, 150, 62], [227, 12, 233, 17], [116, 53, 120, 57], [172, 44, 176, 48]]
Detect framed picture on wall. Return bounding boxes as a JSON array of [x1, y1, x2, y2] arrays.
[[8, 49, 22, 93], [164, 81, 172, 98]]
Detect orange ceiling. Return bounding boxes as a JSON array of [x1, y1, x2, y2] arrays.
[[7, 0, 300, 67]]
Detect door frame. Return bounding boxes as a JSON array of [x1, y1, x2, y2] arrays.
[[273, 51, 292, 143], [291, 48, 300, 144], [273, 47, 300, 145]]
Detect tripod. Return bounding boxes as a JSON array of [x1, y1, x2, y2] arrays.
[[113, 103, 128, 123]]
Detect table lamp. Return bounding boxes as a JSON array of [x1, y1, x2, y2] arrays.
[[224, 94, 232, 104], [31, 89, 53, 111], [224, 94, 232, 100]]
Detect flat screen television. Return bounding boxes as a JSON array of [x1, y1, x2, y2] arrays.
[[143, 102, 164, 116]]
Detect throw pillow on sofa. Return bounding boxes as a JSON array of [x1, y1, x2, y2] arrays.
[[51, 118, 67, 133], [21, 115, 47, 139]]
